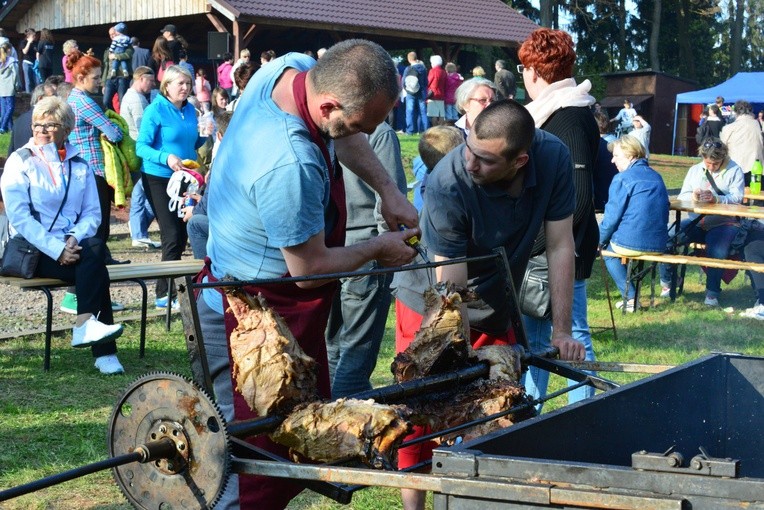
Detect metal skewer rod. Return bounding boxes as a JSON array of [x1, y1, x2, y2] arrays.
[[192, 254, 500, 290], [226, 363, 491, 438], [0, 438, 177, 502], [399, 381, 583, 449]]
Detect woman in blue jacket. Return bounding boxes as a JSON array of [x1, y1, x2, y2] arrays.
[[599, 135, 669, 311], [137, 65, 207, 308]]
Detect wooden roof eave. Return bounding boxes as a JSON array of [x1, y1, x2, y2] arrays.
[[238, 16, 519, 48], [207, 0, 518, 49], [0, 0, 35, 32], [207, 0, 240, 22]]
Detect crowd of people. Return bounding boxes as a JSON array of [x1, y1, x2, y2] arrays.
[[1, 23, 764, 510]]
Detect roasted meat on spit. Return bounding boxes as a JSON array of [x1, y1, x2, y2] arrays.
[[473, 344, 523, 383], [227, 290, 318, 416], [392, 280, 533, 442], [406, 378, 535, 444], [270, 398, 413, 468], [391, 283, 474, 382]]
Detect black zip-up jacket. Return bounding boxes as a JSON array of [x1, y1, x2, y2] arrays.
[[532, 106, 600, 280]]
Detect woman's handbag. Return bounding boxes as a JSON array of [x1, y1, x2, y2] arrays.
[[518, 210, 592, 320], [0, 236, 41, 278], [518, 252, 552, 320], [0, 154, 72, 278]]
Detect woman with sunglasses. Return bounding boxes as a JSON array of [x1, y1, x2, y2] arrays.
[[659, 138, 745, 306], [0, 97, 125, 374]]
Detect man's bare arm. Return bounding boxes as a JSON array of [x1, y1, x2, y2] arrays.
[[281, 229, 417, 288], [335, 133, 419, 230], [544, 215, 585, 360]]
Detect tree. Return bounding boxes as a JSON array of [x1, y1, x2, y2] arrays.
[[567, 0, 627, 73], [730, 0, 745, 73], [539, 0, 555, 27], [745, 0, 764, 69], [629, 0, 723, 85], [505, 0, 541, 25], [649, 0, 662, 71]]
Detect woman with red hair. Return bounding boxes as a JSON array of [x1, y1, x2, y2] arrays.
[[518, 28, 600, 407], [63, 51, 126, 313]]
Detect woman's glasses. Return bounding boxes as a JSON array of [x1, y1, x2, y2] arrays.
[[516, 64, 525, 73], [469, 97, 493, 107], [32, 123, 63, 132]]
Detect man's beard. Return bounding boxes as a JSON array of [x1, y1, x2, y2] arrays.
[[320, 117, 353, 139]]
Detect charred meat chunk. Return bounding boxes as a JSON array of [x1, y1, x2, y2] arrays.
[[227, 290, 318, 416], [392, 283, 473, 382], [271, 398, 413, 468], [407, 378, 535, 444]]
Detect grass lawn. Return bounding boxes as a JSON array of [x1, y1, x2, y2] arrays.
[[0, 135, 762, 509]]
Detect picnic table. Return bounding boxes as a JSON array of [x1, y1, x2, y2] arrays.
[[669, 199, 764, 220], [743, 187, 764, 204], [601, 199, 764, 311]]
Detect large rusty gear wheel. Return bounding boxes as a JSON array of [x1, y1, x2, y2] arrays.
[[108, 372, 230, 509]]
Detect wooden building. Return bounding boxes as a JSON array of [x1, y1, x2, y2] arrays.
[[0, 0, 538, 76], [599, 70, 697, 156]]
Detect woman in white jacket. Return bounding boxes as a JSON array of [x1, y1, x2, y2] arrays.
[[0, 97, 125, 374]]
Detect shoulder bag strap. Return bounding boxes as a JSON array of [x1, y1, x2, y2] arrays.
[[47, 160, 72, 232], [704, 168, 726, 196]]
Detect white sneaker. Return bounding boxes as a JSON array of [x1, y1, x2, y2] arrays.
[[72, 315, 124, 348], [740, 303, 764, 319], [660, 281, 671, 298], [704, 295, 719, 307], [615, 299, 636, 312], [94, 354, 125, 375], [132, 238, 161, 249]]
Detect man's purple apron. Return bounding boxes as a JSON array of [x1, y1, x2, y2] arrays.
[[196, 70, 347, 509]]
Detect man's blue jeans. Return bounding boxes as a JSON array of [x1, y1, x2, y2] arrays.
[[405, 94, 429, 134], [394, 100, 406, 132], [522, 278, 596, 411], [187, 213, 209, 259], [128, 173, 155, 240], [659, 220, 738, 296], [325, 262, 393, 399], [22, 61, 36, 93], [103, 77, 128, 111], [604, 245, 637, 301], [0, 95, 14, 132]]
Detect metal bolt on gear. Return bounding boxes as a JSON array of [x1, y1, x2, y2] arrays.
[[108, 372, 230, 509]]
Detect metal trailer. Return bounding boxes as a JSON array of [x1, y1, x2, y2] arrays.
[[7, 251, 761, 509], [431, 352, 764, 509]]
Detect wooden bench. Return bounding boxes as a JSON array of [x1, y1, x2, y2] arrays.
[[0, 259, 204, 370], [600, 250, 764, 312]]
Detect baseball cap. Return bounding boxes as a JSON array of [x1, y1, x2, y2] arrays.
[[160, 24, 176, 34]]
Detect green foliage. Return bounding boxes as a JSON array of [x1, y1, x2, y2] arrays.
[[568, 0, 628, 74], [534, 0, 761, 87], [505, 0, 541, 24]]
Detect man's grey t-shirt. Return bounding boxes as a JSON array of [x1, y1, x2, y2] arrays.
[[393, 129, 575, 336]]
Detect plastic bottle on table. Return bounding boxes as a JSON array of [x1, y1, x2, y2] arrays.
[[751, 158, 763, 195]]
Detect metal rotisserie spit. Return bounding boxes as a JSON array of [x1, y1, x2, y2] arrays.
[[5, 251, 759, 509]]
